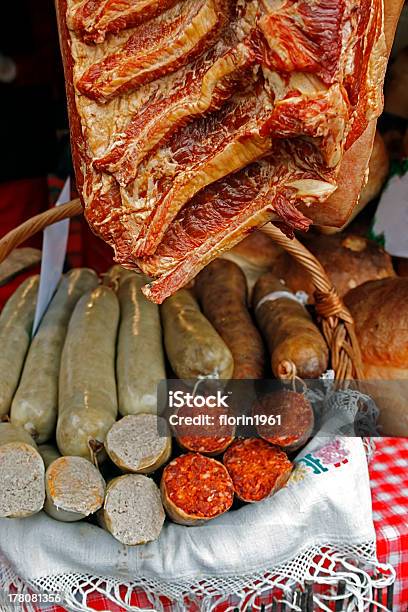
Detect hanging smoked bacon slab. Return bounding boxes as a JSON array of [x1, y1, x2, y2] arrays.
[[56, 0, 402, 303]]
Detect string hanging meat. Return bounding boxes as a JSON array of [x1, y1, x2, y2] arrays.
[[56, 0, 388, 303]]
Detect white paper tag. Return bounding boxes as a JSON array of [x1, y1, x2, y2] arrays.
[[255, 289, 308, 312], [372, 171, 408, 257], [32, 178, 70, 335]]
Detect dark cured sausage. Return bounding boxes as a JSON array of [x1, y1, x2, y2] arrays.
[[160, 453, 234, 525], [253, 389, 314, 451], [195, 259, 265, 379], [223, 438, 292, 502], [253, 273, 328, 379]]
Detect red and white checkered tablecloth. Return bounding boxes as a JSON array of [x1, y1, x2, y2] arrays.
[[26, 437, 406, 612], [370, 438, 408, 610]]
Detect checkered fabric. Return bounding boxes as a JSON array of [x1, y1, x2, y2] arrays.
[[22, 437, 406, 612], [370, 437, 408, 610]]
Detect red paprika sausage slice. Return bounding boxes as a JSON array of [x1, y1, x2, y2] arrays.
[[253, 389, 314, 451], [161, 453, 234, 525], [173, 402, 235, 456], [223, 438, 292, 503]]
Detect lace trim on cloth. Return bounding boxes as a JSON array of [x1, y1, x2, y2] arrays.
[[0, 541, 395, 612]]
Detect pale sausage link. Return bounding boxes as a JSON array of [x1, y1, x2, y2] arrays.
[[117, 274, 166, 416], [10, 269, 99, 442], [57, 286, 120, 460], [161, 289, 233, 382], [0, 276, 39, 416]]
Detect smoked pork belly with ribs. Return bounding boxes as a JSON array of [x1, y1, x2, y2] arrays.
[[56, 0, 389, 302]]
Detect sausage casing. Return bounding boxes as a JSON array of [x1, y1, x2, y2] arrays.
[[253, 389, 314, 451], [161, 289, 233, 381], [38, 443, 61, 468], [44, 456, 105, 522], [57, 286, 120, 459], [105, 414, 171, 473], [161, 453, 234, 525], [223, 438, 292, 502], [117, 274, 166, 415], [253, 273, 328, 379], [0, 276, 39, 416], [11, 269, 98, 442], [195, 259, 265, 379]]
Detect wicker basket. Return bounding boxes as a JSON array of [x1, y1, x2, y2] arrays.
[[0, 199, 363, 382]]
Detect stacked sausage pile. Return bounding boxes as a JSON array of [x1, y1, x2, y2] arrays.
[[0, 254, 318, 544], [0, 226, 399, 543]]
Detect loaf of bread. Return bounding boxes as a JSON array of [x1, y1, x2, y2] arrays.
[[226, 232, 282, 268], [345, 277, 408, 377], [272, 234, 395, 304], [221, 231, 283, 297], [344, 277, 408, 435]]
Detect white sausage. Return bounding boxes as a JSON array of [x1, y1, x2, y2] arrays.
[[0, 276, 39, 416], [57, 286, 120, 459], [11, 269, 98, 442]]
